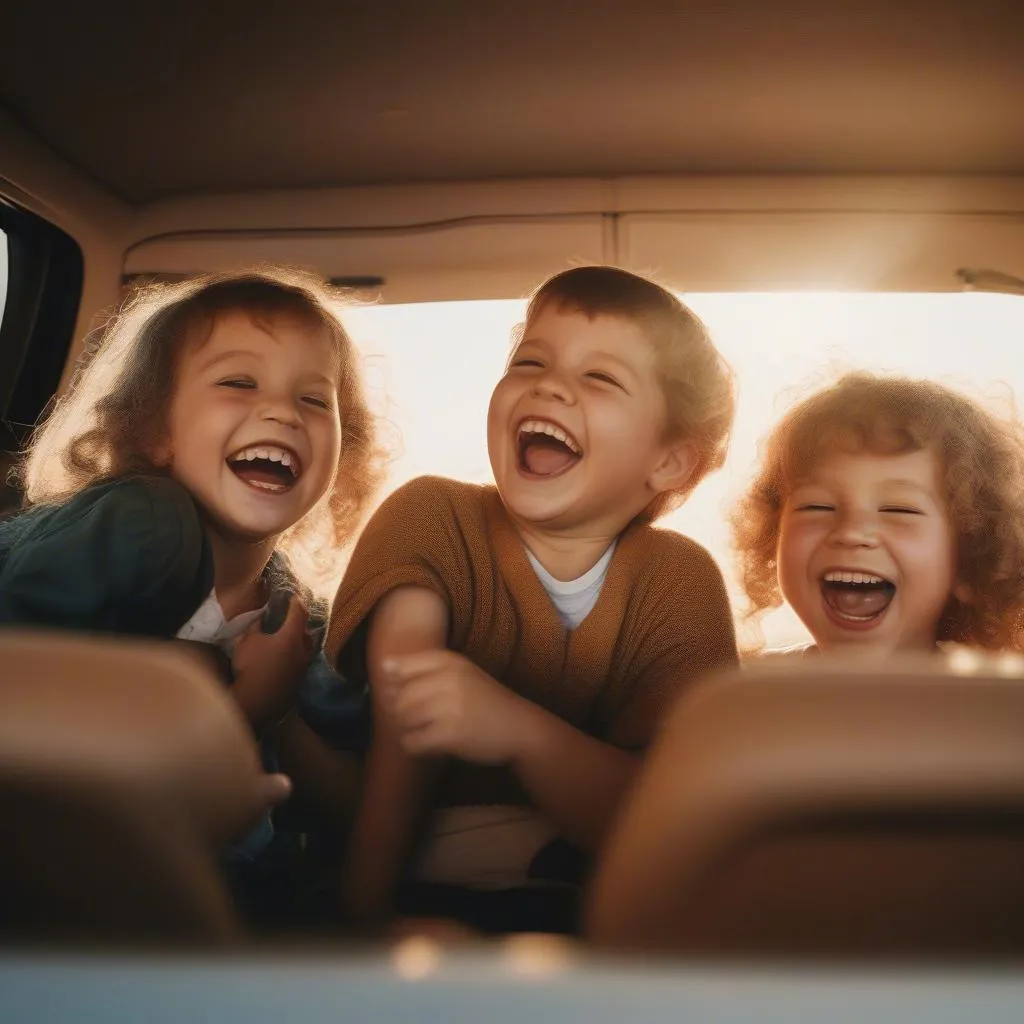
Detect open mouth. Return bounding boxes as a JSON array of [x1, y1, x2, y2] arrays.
[[516, 418, 583, 478], [820, 570, 896, 625], [226, 444, 302, 494]]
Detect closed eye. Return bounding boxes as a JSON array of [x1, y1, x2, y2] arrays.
[[881, 506, 924, 515], [796, 503, 834, 512], [302, 395, 331, 410], [217, 377, 256, 390], [586, 371, 624, 389], [511, 358, 544, 369]]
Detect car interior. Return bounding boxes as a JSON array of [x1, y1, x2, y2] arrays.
[[3, 1, 1024, 1019]]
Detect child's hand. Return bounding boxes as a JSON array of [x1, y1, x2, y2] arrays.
[[231, 595, 312, 733], [381, 650, 535, 765]]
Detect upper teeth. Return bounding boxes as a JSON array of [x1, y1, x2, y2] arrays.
[[231, 446, 298, 476], [823, 571, 888, 585], [519, 419, 581, 454]]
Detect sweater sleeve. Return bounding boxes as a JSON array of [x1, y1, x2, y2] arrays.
[[0, 476, 212, 638], [607, 535, 738, 749], [324, 475, 470, 672]]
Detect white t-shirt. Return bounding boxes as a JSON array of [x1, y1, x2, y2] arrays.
[[525, 541, 617, 629], [175, 590, 265, 654]]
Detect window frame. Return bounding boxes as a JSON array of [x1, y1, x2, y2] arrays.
[[0, 197, 84, 453]]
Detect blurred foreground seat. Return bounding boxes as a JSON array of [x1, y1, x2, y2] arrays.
[[587, 652, 1024, 960], [0, 631, 270, 946]]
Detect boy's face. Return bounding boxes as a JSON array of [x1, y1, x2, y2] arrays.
[[777, 448, 960, 656], [487, 305, 689, 537], [163, 309, 342, 543]]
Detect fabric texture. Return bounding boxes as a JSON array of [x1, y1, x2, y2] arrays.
[[326, 475, 739, 811], [0, 474, 369, 863], [0, 475, 213, 636], [525, 540, 616, 629]]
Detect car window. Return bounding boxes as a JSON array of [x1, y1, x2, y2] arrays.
[[342, 292, 1024, 650], [0, 200, 82, 457], [0, 225, 9, 335]]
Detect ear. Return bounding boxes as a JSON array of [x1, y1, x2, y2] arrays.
[[647, 439, 700, 495], [952, 579, 973, 604], [150, 434, 173, 469]]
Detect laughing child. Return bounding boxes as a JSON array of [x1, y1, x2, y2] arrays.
[[326, 265, 740, 933], [731, 372, 1024, 656]]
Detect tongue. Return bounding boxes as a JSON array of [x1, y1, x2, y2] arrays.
[[231, 464, 290, 490], [523, 440, 578, 476], [825, 584, 894, 619]]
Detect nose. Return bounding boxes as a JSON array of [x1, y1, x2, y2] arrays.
[[259, 392, 302, 428], [828, 507, 879, 548], [531, 367, 575, 404]]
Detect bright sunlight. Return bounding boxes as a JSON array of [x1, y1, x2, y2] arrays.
[[342, 293, 1024, 650]]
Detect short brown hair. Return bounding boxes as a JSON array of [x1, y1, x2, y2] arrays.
[[731, 372, 1024, 651], [522, 266, 735, 521], [22, 267, 386, 590]]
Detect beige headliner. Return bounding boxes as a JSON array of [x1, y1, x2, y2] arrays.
[[2, 1, 1023, 204]]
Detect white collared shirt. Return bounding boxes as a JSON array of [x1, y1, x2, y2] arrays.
[[176, 589, 266, 654]]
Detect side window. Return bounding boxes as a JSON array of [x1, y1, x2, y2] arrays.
[[0, 199, 83, 512]]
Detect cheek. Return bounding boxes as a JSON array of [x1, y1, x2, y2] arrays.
[[486, 384, 513, 448], [315, 419, 343, 471], [588, 398, 657, 445], [776, 520, 814, 585], [488, 376, 517, 415]]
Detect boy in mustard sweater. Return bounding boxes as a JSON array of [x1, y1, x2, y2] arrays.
[[328, 266, 739, 933]]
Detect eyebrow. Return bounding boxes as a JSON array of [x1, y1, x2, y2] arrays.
[[197, 349, 334, 387], [879, 478, 938, 497], [793, 477, 938, 499], [196, 349, 258, 372], [517, 339, 640, 380]]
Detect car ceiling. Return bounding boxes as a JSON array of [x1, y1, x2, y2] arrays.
[[2, 0, 1023, 205]]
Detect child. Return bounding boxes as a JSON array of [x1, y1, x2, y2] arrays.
[[0, 268, 384, 907], [325, 265, 739, 934], [731, 371, 1024, 657]]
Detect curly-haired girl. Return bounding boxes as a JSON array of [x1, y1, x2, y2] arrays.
[[732, 372, 1024, 656], [0, 268, 386, 883]]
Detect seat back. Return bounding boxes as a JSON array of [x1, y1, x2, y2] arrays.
[[0, 631, 263, 945], [586, 653, 1024, 959]]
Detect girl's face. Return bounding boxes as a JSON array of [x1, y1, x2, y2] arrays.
[[487, 305, 695, 537], [163, 309, 342, 543], [777, 448, 963, 656]]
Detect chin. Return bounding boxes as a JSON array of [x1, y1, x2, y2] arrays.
[[209, 509, 290, 543], [500, 494, 570, 526]]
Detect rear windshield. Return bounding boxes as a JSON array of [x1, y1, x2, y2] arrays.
[[342, 293, 1024, 649]]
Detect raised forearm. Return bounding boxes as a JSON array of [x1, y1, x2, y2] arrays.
[[341, 585, 450, 924], [511, 700, 639, 850]]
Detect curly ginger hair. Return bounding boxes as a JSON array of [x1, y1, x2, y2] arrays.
[[731, 372, 1024, 652]]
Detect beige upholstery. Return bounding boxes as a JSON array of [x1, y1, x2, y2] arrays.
[[586, 652, 1024, 960], [0, 631, 274, 945]]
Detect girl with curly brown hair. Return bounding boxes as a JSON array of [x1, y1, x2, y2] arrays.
[[732, 372, 1024, 657], [0, 268, 386, 908]]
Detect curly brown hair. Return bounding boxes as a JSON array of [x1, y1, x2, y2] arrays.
[[21, 267, 387, 593], [519, 266, 736, 521], [731, 372, 1024, 652]]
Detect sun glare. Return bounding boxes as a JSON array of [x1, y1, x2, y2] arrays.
[[342, 292, 1024, 650]]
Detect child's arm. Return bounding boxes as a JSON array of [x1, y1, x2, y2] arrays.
[[231, 596, 312, 736], [342, 584, 450, 926], [385, 541, 738, 852], [273, 714, 363, 840], [384, 651, 636, 850]]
